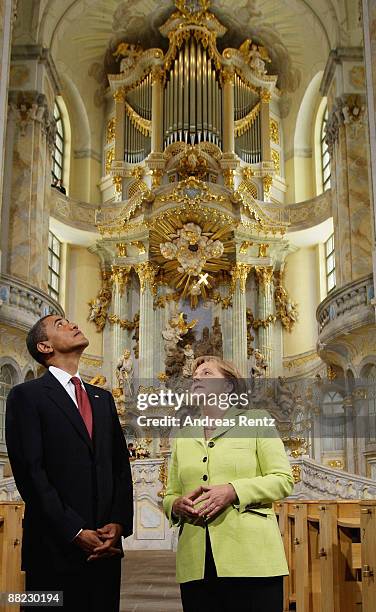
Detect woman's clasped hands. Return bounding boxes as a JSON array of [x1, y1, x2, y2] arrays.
[[172, 484, 238, 523]]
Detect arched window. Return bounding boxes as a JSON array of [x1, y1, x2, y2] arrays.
[[321, 390, 345, 451], [0, 365, 16, 444], [52, 102, 64, 183], [321, 107, 331, 191], [366, 365, 376, 442]]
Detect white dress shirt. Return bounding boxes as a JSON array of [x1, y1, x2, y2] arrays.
[[49, 366, 86, 408], [48, 365, 87, 541]]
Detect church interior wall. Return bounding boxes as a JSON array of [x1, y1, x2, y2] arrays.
[[283, 246, 321, 356], [65, 245, 103, 358]]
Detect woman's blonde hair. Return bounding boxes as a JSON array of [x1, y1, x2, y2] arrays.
[[192, 355, 248, 398]]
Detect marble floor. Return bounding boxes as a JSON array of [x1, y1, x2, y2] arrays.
[[120, 551, 183, 612]]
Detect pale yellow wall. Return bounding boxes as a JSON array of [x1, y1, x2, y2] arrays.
[[283, 246, 320, 356], [285, 158, 295, 203], [65, 245, 102, 356], [69, 157, 102, 204], [293, 157, 315, 203], [285, 156, 315, 204]]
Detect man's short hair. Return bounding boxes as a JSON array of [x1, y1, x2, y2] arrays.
[[26, 315, 52, 365]]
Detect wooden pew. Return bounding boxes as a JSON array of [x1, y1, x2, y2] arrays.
[[360, 500, 376, 612], [0, 502, 24, 612], [274, 499, 373, 612]]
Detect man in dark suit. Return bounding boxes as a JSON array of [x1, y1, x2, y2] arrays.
[[6, 314, 133, 611]]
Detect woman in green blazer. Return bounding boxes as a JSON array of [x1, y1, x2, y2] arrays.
[[163, 355, 294, 612]]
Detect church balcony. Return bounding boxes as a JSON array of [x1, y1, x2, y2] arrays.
[[290, 456, 376, 499], [0, 273, 64, 333], [316, 274, 375, 346]]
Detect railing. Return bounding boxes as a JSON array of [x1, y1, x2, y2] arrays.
[[316, 274, 374, 341], [290, 457, 376, 500], [50, 182, 332, 234], [274, 499, 376, 612], [0, 273, 63, 331], [50, 189, 119, 232]]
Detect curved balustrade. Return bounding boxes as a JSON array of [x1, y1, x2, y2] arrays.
[[51, 183, 332, 235], [291, 456, 376, 499], [0, 273, 64, 332], [316, 274, 374, 341]]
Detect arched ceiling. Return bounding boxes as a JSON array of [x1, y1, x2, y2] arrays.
[[13, 0, 362, 152]]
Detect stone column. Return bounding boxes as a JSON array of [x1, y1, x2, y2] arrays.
[[362, 0, 376, 305], [231, 264, 251, 377], [255, 266, 274, 377], [222, 69, 235, 154], [0, 0, 16, 261], [136, 262, 157, 382], [151, 69, 163, 154], [1, 45, 60, 290], [320, 48, 373, 287], [218, 283, 233, 362], [110, 265, 131, 387]]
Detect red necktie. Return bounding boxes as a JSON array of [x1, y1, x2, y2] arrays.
[[71, 377, 93, 439]]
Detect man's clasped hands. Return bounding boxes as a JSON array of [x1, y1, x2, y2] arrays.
[[74, 523, 124, 561]]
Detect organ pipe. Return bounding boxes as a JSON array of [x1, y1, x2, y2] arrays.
[[163, 37, 222, 147]]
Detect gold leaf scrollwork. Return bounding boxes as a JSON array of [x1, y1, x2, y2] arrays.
[[111, 265, 131, 296], [254, 266, 273, 290], [88, 271, 113, 332], [274, 270, 299, 332], [234, 102, 261, 137], [124, 101, 152, 136], [270, 118, 279, 144], [106, 118, 116, 143], [135, 262, 158, 295], [230, 263, 252, 294]]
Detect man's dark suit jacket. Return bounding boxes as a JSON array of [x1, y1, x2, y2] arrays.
[[5, 370, 134, 574]]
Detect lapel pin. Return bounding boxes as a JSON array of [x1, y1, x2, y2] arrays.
[[94, 395, 99, 398]]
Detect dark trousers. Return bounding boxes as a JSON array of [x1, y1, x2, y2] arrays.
[[180, 528, 283, 612], [24, 556, 122, 612]]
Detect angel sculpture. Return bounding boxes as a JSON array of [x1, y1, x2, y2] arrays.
[[116, 349, 134, 397]]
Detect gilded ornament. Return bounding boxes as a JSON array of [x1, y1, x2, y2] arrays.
[[81, 355, 103, 368], [106, 118, 116, 143], [131, 166, 144, 180], [89, 375, 107, 387], [254, 266, 273, 289], [151, 168, 164, 187], [125, 101, 151, 136], [223, 169, 234, 189], [230, 263, 252, 293], [239, 241, 253, 254], [130, 241, 146, 254], [111, 265, 131, 296], [291, 464, 301, 483], [263, 174, 272, 198], [252, 314, 276, 330], [274, 272, 299, 332], [234, 102, 261, 137], [105, 148, 114, 174], [260, 89, 272, 103], [88, 275, 113, 332], [271, 149, 280, 175], [177, 146, 208, 179], [113, 176, 122, 193], [327, 365, 337, 381], [269, 118, 279, 144], [116, 243, 128, 257], [135, 262, 158, 295], [258, 243, 269, 258], [113, 87, 126, 102]]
